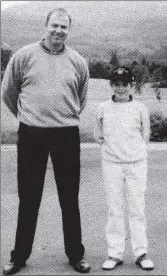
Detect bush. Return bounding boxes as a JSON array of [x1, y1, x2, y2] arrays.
[[152, 81, 167, 89], [150, 112, 167, 142], [132, 64, 150, 93], [1, 45, 12, 80], [1, 131, 18, 144], [88, 59, 112, 79], [159, 81, 167, 88]]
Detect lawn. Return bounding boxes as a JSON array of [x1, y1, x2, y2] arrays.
[[1, 147, 167, 275], [1, 79, 167, 143]]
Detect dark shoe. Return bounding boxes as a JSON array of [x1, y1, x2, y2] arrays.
[[136, 253, 154, 271], [2, 262, 26, 275], [69, 258, 91, 273]]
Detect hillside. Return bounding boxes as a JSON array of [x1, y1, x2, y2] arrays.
[[1, 1, 167, 63]]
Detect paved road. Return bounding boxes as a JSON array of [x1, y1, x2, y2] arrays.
[[1, 147, 167, 275]]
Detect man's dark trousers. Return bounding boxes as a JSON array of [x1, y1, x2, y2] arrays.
[[10, 123, 85, 265]]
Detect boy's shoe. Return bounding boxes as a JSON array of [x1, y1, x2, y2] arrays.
[[2, 261, 26, 275], [102, 257, 123, 270], [69, 258, 91, 273], [136, 253, 154, 271]]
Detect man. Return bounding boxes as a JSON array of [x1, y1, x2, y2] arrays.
[[2, 8, 90, 275]]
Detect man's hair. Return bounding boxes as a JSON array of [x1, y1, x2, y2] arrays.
[[45, 8, 72, 27]]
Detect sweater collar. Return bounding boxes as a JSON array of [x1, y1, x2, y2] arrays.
[[40, 39, 66, 55], [112, 94, 133, 103]]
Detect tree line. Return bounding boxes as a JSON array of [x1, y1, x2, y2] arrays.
[[1, 46, 167, 93], [88, 50, 167, 91]]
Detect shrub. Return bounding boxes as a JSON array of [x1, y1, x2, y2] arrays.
[[152, 81, 167, 89], [1, 131, 18, 144], [1, 45, 12, 80], [150, 112, 167, 142], [151, 65, 167, 88], [88, 59, 112, 79], [132, 64, 150, 93]]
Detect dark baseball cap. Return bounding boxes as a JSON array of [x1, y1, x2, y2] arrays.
[[110, 67, 135, 83]]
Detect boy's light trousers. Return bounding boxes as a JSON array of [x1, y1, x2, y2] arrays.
[[102, 159, 148, 260]]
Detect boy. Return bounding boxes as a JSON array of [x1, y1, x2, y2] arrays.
[[94, 67, 154, 271]]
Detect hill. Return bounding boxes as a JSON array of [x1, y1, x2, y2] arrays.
[[1, 1, 167, 63]]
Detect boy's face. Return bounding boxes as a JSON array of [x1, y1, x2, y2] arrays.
[[112, 81, 131, 101]]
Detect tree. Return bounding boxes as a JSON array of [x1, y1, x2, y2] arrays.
[[131, 60, 138, 68], [132, 64, 150, 93], [109, 50, 120, 67], [149, 62, 160, 74], [88, 59, 112, 79], [141, 58, 147, 66], [1, 43, 12, 80], [151, 65, 167, 99]]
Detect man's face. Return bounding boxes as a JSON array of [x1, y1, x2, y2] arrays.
[[45, 12, 70, 47]]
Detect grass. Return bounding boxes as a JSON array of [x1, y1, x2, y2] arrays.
[[1, 80, 167, 143]]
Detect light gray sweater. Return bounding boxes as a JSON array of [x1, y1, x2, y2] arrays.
[[2, 41, 89, 127]]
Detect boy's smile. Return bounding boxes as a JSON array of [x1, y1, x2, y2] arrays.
[[112, 83, 131, 102]]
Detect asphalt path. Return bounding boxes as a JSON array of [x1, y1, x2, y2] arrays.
[[1, 145, 167, 275]]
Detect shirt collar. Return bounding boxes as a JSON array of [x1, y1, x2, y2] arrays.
[[112, 94, 133, 102]]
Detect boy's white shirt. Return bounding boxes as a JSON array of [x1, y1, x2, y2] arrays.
[[94, 98, 150, 163]]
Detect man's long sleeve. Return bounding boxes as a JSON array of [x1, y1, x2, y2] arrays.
[[2, 53, 22, 117], [93, 105, 104, 144], [78, 62, 89, 114]]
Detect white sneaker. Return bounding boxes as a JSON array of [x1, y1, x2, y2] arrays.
[[102, 257, 123, 270], [136, 254, 154, 270]]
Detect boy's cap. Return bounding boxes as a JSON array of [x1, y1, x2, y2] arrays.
[[110, 67, 135, 82]]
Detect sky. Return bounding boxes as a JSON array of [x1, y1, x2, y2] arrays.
[[1, 1, 29, 10], [1, 1, 166, 11]]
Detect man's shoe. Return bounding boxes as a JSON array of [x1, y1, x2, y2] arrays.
[[3, 261, 26, 275], [69, 258, 91, 273], [102, 257, 123, 270], [136, 253, 154, 271]]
